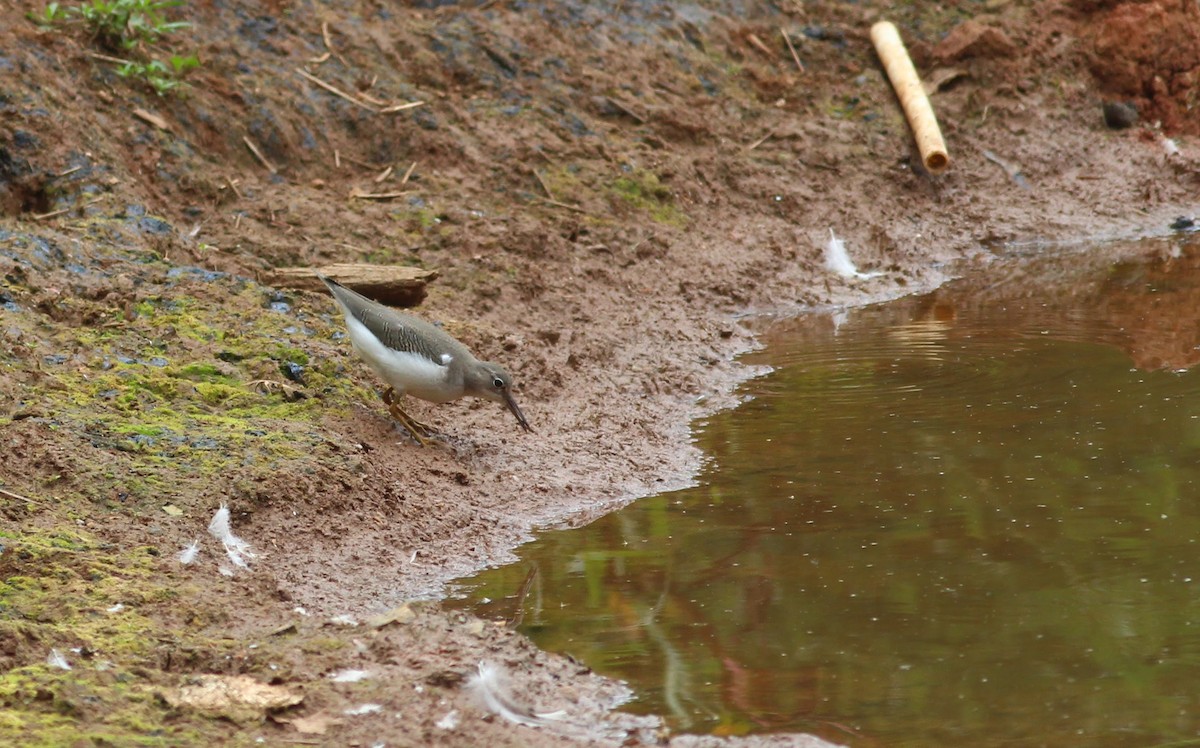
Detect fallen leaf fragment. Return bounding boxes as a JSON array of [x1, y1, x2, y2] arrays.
[[280, 711, 343, 735], [162, 674, 303, 717], [367, 603, 415, 629]]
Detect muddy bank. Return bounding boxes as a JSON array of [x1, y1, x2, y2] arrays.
[[1, 0, 1197, 745]]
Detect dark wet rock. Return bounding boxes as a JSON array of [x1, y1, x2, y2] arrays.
[[237, 14, 280, 46], [0, 147, 49, 216], [412, 108, 440, 131], [11, 130, 39, 150], [1102, 100, 1138, 129], [280, 361, 306, 383], [1170, 216, 1196, 231], [803, 25, 847, 47], [59, 152, 96, 181], [136, 217, 174, 234], [167, 266, 227, 282]]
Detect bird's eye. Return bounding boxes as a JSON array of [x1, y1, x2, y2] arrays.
[[492, 376, 505, 389]]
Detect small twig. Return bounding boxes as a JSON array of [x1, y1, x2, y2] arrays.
[[374, 164, 394, 183], [746, 131, 773, 150], [339, 154, 388, 170], [248, 379, 306, 401], [349, 187, 415, 201], [378, 100, 425, 113], [321, 21, 335, 53], [31, 207, 71, 221], [507, 565, 540, 629], [604, 96, 646, 124], [242, 136, 277, 174], [57, 165, 83, 178], [799, 159, 841, 173], [0, 487, 40, 506], [334, 149, 342, 169], [224, 175, 243, 199], [532, 169, 555, 200], [33, 195, 107, 221], [399, 161, 417, 185], [133, 107, 170, 131], [746, 33, 776, 60], [781, 28, 805, 72], [535, 197, 586, 214], [307, 51, 331, 65], [86, 51, 131, 66], [296, 68, 378, 112], [319, 22, 349, 67], [358, 90, 387, 107]]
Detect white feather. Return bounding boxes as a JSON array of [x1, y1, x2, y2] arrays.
[[207, 504, 256, 570], [329, 668, 371, 683], [344, 703, 382, 716], [467, 661, 566, 727], [177, 539, 200, 565], [435, 709, 460, 730], [224, 544, 249, 569], [824, 229, 881, 279], [47, 649, 71, 670]]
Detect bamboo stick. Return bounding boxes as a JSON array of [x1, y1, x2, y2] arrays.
[[870, 21, 950, 174]]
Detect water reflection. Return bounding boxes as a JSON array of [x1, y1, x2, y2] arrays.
[[449, 237, 1200, 747]]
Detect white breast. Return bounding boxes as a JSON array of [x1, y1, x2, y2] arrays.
[[344, 314, 461, 402]]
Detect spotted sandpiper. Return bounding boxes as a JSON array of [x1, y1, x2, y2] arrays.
[[318, 274, 531, 444]]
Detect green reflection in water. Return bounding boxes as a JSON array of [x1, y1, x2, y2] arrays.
[[449, 239, 1200, 747]]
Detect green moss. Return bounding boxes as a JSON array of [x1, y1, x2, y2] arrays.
[[192, 381, 258, 407], [0, 529, 245, 745], [175, 363, 229, 382], [300, 637, 347, 653], [610, 170, 686, 226], [389, 206, 442, 230], [268, 345, 308, 366], [112, 424, 165, 437]]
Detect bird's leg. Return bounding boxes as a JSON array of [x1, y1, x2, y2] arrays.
[[382, 388, 437, 445]]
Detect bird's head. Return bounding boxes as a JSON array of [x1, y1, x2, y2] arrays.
[[468, 362, 532, 432]]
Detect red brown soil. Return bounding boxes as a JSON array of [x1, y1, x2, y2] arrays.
[[1, 0, 1198, 745], [1083, 0, 1200, 134]]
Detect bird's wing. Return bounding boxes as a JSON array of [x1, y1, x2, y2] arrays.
[[355, 306, 453, 368]]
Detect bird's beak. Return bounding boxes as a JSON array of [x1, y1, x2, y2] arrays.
[[503, 389, 532, 433]]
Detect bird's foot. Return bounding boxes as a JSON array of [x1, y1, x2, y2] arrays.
[[385, 399, 440, 446]]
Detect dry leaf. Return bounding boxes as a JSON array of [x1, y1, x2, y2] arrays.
[[162, 674, 303, 718], [283, 711, 343, 735], [367, 603, 415, 629]]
